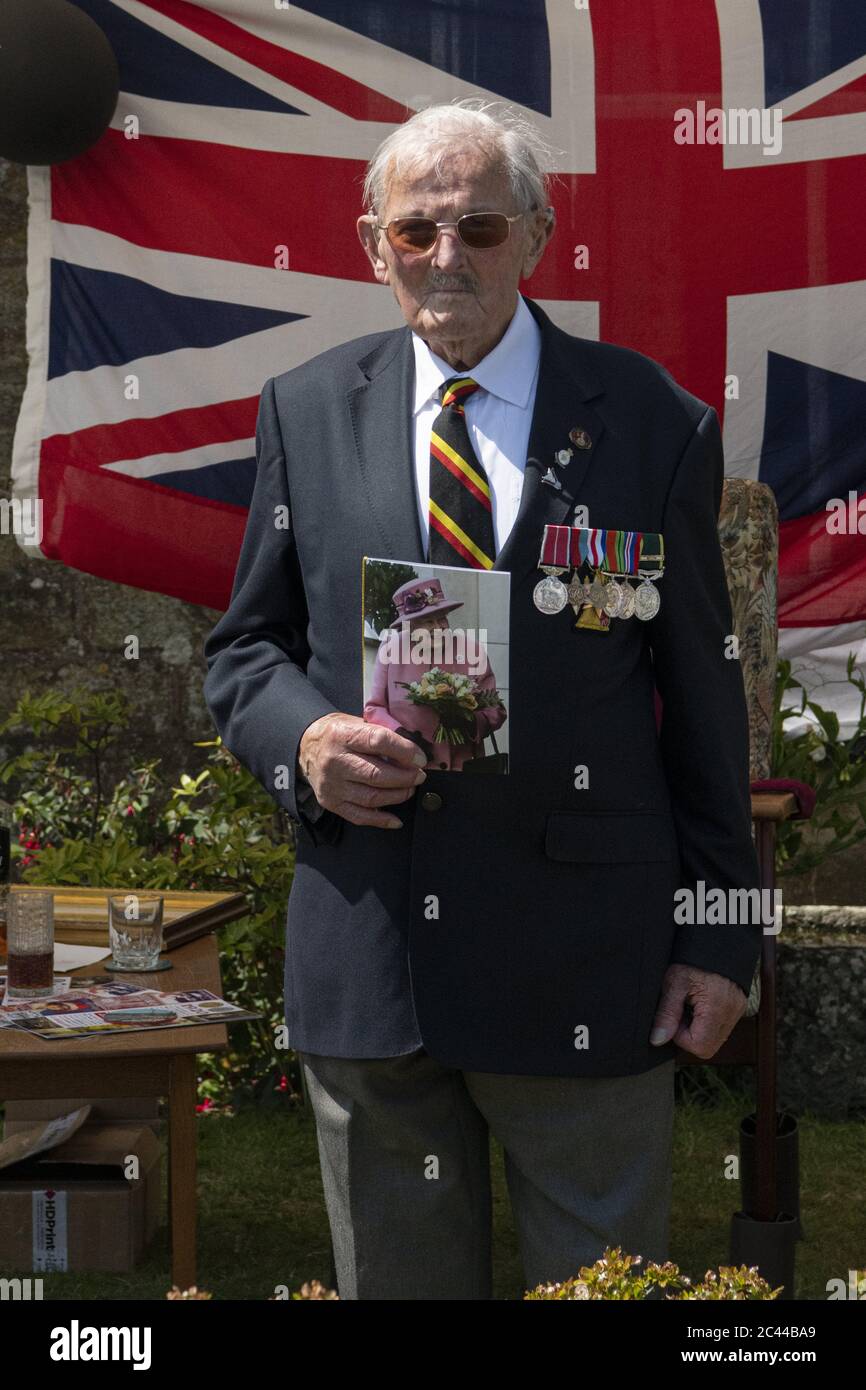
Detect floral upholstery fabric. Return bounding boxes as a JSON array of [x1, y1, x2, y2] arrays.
[[718, 478, 778, 783], [718, 478, 778, 1017]]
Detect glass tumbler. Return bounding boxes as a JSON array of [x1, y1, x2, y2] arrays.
[[107, 892, 164, 969], [6, 891, 55, 999]]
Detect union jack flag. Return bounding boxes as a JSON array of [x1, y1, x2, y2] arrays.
[[11, 0, 866, 727]]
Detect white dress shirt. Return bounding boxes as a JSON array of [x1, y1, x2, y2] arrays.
[[411, 294, 542, 557]]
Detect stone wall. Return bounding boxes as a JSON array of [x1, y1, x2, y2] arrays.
[[777, 907, 866, 1117]]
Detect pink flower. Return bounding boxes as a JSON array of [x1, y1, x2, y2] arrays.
[[125, 804, 135, 816]]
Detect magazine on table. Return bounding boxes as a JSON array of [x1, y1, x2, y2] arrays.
[[0, 976, 260, 1041], [362, 557, 511, 774]]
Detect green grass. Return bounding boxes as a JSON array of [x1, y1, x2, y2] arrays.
[[29, 1086, 866, 1301]]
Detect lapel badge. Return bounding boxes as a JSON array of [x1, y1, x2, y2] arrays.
[[555, 447, 573, 467], [569, 427, 592, 450], [541, 466, 562, 490]]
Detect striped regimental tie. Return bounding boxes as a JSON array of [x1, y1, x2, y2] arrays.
[[427, 376, 496, 569]]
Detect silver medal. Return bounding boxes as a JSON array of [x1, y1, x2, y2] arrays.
[[634, 578, 661, 620], [616, 581, 636, 619], [589, 574, 609, 611], [603, 579, 624, 617], [533, 574, 569, 614]]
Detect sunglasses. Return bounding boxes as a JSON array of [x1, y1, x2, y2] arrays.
[[375, 210, 531, 254]]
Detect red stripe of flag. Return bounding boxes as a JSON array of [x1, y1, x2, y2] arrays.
[[788, 73, 866, 121], [38, 452, 246, 609], [778, 505, 866, 626], [51, 132, 372, 282], [138, 0, 409, 122], [40, 396, 260, 472]]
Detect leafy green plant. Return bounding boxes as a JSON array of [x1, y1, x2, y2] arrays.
[[363, 559, 418, 632], [771, 655, 866, 878], [524, 1247, 780, 1299], [0, 687, 134, 844], [0, 687, 296, 1108]]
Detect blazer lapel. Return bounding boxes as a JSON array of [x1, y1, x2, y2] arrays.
[[347, 326, 426, 562], [493, 296, 606, 582]]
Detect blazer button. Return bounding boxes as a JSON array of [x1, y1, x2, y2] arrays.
[[420, 791, 443, 812]]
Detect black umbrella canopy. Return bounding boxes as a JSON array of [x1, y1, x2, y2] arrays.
[[0, 0, 119, 164]]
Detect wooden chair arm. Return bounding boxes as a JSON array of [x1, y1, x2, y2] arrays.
[[750, 791, 800, 822]]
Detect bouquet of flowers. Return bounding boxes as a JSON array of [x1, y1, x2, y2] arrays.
[[397, 669, 505, 745]]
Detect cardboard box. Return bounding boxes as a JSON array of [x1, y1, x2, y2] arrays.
[[0, 1109, 161, 1272], [3, 1095, 160, 1138]]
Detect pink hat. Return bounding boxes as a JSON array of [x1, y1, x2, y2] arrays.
[[390, 577, 464, 627]]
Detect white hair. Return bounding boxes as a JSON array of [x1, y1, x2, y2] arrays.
[[361, 97, 562, 218]]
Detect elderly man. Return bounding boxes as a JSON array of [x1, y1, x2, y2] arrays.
[[203, 99, 761, 1300]]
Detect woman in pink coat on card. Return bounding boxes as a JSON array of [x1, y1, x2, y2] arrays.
[[364, 577, 507, 772]]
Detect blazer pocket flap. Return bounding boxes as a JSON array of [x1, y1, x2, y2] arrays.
[[545, 812, 676, 864]]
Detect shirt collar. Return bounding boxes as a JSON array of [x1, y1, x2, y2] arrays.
[[412, 294, 541, 415]]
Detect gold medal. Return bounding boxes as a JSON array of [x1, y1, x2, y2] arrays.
[[575, 603, 610, 631]]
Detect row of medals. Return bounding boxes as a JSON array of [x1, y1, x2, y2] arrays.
[[533, 567, 662, 621]]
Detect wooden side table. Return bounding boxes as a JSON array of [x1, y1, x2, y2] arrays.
[[0, 933, 236, 1288]]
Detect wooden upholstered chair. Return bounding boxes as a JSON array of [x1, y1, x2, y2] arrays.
[[674, 477, 813, 1286]]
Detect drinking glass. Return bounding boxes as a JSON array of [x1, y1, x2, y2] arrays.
[[107, 892, 164, 970], [6, 891, 55, 999]]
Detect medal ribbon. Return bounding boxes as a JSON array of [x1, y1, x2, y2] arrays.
[[539, 524, 572, 569], [541, 526, 665, 577], [569, 527, 656, 576], [605, 528, 641, 574], [573, 529, 589, 567], [638, 533, 665, 573]]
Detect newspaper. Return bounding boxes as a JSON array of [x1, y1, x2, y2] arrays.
[[0, 976, 260, 1041]]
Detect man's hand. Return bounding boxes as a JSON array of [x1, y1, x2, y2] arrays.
[[298, 713, 427, 830], [650, 963, 748, 1059], [395, 725, 434, 762]]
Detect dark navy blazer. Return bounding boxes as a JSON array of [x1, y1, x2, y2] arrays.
[[203, 293, 762, 1077]]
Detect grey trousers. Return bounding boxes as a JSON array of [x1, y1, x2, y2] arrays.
[[300, 1047, 676, 1300]]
